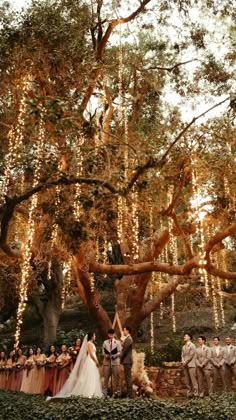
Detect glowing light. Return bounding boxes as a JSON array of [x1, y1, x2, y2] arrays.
[[216, 252, 225, 326], [61, 256, 73, 309], [1, 75, 32, 205], [191, 161, 209, 297], [131, 189, 139, 260], [117, 25, 123, 123], [90, 273, 95, 293], [210, 274, 220, 330], [168, 216, 177, 333], [47, 185, 60, 281], [73, 134, 85, 220], [15, 120, 45, 348]]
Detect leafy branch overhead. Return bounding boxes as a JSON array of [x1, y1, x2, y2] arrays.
[[0, 0, 235, 341]]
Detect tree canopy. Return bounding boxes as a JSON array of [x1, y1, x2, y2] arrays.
[[0, 0, 235, 344]]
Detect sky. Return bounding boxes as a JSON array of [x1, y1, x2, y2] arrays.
[[6, 0, 232, 122]]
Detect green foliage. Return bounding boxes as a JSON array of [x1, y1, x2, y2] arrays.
[[0, 390, 236, 419], [136, 336, 182, 366], [53, 328, 86, 351]]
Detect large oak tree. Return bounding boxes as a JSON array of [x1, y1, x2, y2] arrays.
[[0, 0, 235, 343]]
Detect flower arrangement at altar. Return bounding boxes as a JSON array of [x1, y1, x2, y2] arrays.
[[131, 351, 154, 397]]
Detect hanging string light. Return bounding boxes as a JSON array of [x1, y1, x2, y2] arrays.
[[47, 185, 61, 281], [206, 226, 221, 329], [1, 75, 32, 205], [210, 274, 220, 330], [89, 273, 95, 293], [61, 255, 73, 309], [216, 252, 225, 326], [167, 215, 177, 333], [73, 134, 85, 221], [149, 206, 155, 353], [191, 156, 209, 298], [117, 24, 123, 123], [15, 118, 45, 348], [131, 189, 139, 260]]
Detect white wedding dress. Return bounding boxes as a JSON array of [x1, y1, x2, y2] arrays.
[[48, 336, 103, 400], [71, 342, 103, 398]]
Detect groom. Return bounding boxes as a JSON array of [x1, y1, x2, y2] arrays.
[[102, 328, 121, 397]]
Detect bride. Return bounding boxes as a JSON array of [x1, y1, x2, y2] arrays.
[[50, 332, 103, 399]]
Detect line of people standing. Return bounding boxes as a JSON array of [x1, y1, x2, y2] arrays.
[[0, 327, 134, 399], [182, 333, 236, 397]]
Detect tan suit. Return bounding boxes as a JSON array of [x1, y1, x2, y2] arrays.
[[224, 344, 236, 390], [196, 345, 212, 396], [210, 346, 226, 392], [103, 338, 121, 396], [181, 341, 198, 397]]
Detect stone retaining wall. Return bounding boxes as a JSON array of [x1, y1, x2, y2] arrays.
[[146, 364, 236, 397]]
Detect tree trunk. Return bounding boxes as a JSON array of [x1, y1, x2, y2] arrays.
[[41, 304, 61, 345]]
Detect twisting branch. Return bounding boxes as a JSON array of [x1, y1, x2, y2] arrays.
[[147, 59, 199, 72], [89, 257, 199, 275], [124, 96, 230, 193], [81, 0, 152, 111]]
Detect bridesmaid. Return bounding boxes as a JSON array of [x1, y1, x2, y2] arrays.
[[20, 347, 35, 393], [12, 348, 26, 391], [31, 346, 46, 394], [5, 350, 15, 390], [44, 345, 57, 396], [69, 338, 81, 370], [53, 344, 71, 395], [0, 351, 7, 389]]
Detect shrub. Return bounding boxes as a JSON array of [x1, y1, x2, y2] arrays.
[[0, 390, 236, 419]]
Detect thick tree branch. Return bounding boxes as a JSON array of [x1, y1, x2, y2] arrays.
[[81, 0, 152, 110], [89, 257, 198, 275], [141, 275, 186, 317], [124, 96, 230, 193]]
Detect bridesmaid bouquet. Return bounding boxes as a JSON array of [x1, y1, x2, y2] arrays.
[[35, 360, 44, 369], [25, 360, 34, 370]]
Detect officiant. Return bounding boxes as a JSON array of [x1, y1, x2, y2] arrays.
[[102, 328, 121, 397]]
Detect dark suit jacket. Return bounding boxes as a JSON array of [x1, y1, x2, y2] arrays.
[[120, 335, 133, 365]]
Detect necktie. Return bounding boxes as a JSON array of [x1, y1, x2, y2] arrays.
[[110, 339, 112, 352]]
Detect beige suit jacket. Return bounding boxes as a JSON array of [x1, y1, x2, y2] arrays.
[[196, 345, 212, 369], [103, 339, 121, 366], [181, 342, 196, 368], [211, 346, 225, 367], [224, 345, 236, 365]]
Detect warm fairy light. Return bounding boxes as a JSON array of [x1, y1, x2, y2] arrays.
[[117, 25, 123, 123], [117, 196, 128, 243], [149, 207, 155, 353], [1, 75, 32, 205], [217, 276, 225, 327], [73, 134, 85, 220], [168, 216, 177, 333], [210, 274, 220, 330], [131, 189, 139, 260], [90, 273, 95, 293], [15, 120, 45, 348], [47, 185, 60, 281], [61, 256, 73, 309], [171, 294, 176, 333], [191, 161, 209, 298], [216, 252, 225, 326]]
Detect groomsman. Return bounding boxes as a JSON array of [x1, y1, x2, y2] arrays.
[[196, 335, 212, 397], [223, 336, 236, 391], [102, 328, 121, 397], [120, 326, 133, 399], [210, 336, 226, 392], [181, 333, 198, 397]]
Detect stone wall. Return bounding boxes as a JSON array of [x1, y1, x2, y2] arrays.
[[146, 363, 236, 397]]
